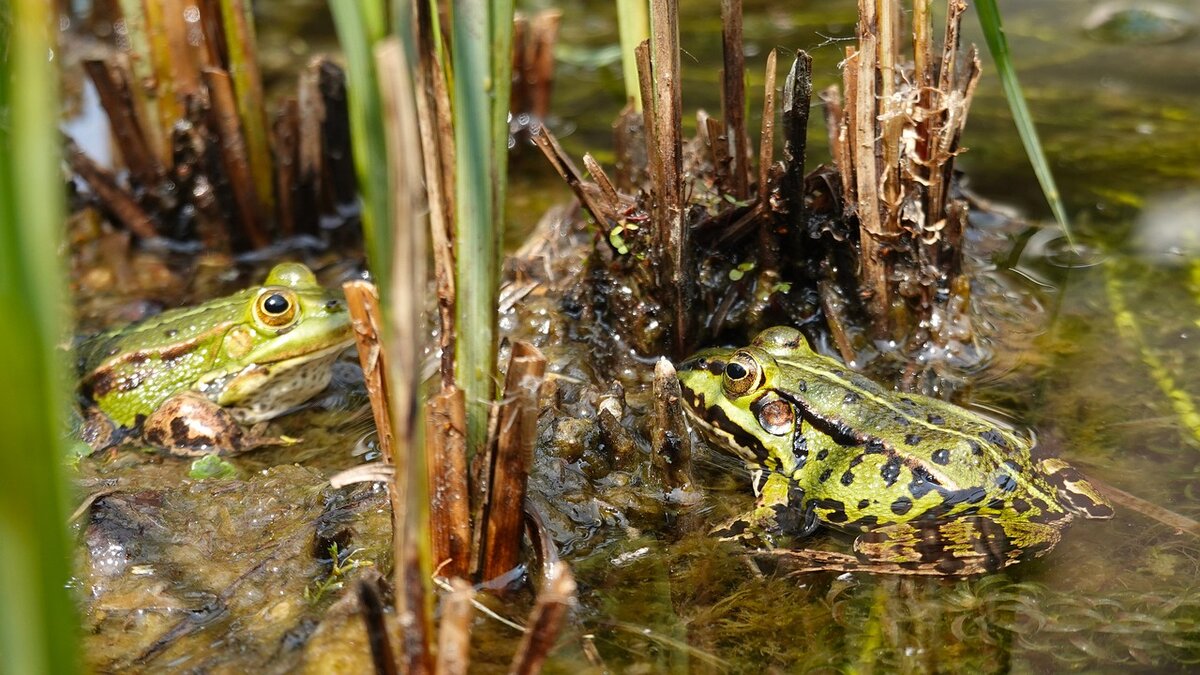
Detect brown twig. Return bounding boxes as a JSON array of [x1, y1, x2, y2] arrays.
[[426, 389, 471, 579], [651, 359, 692, 490], [531, 127, 611, 227], [648, 0, 688, 357], [81, 59, 162, 187], [851, 1, 889, 337], [720, 0, 748, 199], [202, 67, 269, 248], [67, 141, 158, 239], [781, 51, 813, 226], [508, 563, 576, 675], [479, 342, 546, 582], [757, 49, 778, 206], [434, 578, 475, 675]]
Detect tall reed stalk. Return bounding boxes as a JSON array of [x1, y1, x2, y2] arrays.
[[0, 2, 81, 673]]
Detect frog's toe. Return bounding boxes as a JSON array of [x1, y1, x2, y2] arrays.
[[853, 517, 1061, 575], [1039, 458, 1115, 519]]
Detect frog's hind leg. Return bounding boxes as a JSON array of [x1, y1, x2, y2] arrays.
[[1038, 458, 1115, 519], [852, 516, 1063, 575]]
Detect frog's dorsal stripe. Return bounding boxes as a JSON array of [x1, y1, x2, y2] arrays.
[[774, 356, 1052, 502], [82, 322, 234, 399]]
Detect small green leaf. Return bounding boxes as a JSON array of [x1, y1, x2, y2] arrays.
[[189, 453, 238, 480]]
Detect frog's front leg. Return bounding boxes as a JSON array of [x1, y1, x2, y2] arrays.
[[143, 391, 277, 456], [712, 471, 814, 545]]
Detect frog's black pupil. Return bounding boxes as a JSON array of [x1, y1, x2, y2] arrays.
[[725, 362, 747, 380], [264, 293, 289, 315]]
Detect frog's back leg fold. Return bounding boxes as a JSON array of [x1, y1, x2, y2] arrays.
[[853, 516, 1062, 575], [1038, 458, 1115, 519]]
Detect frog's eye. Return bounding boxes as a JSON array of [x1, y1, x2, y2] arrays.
[[256, 289, 299, 328], [751, 395, 794, 436], [722, 351, 762, 397]]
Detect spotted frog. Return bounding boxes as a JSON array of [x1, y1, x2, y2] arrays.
[[677, 326, 1113, 575], [78, 263, 353, 455]]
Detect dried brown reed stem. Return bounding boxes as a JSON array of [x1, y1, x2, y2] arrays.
[[358, 580, 399, 675], [426, 389, 471, 579], [509, 563, 576, 675], [583, 154, 620, 209], [757, 49, 777, 206], [531, 127, 613, 227], [413, 0, 458, 390], [218, 0, 274, 219], [720, 0, 749, 199], [67, 143, 157, 238], [434, 579, 475, 675], [648, 0, 688, 357], [651, 359, 692, 490], [272, 99, 299, 236], [202, 67, 269, 248], [781, 51, 813, 226], [477, 342, 546, 582], [82, 59, 162, 188], [851, 0, 890, 337], [376, 38, 436, 673]]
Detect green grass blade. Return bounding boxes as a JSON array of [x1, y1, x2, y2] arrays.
[[0, 2, 82, 673], [975, 0, 1075, 248], [451, 0, 511, 456], [616, 0, 649, 109], [328, 0, 393, 291]]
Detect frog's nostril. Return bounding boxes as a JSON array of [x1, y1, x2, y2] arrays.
[[325, 300, 342, 311]]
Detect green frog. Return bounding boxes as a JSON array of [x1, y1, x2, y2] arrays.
[[77, 262, 353, 456], [677, 326, 1113, 575]]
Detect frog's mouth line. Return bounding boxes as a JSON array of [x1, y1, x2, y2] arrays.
[[678, 390, 771, 468]]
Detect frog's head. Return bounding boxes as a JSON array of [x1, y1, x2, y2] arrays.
[[202, 263, 353, 412], [677, 328, 807, 474]]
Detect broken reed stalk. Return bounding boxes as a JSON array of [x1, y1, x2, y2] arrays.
[[66, 143, 156, 239], [217, 0, 275, 219], [202, 67, 269, 248], [425, 389, 471, 579], [477, 342, 546, 582], [508, 563, 577, 675], [647, 0, 688, 357], [720, 0, 749, 199], [81, 59, 162, 188], [358, 580, 400, 675], [434, 579, 476, 675], [781, 51, 813, 230], [851, 0, 890, 338], [377, 37, 437, 674], [651, 359, 692, 490], [757, 49, 777, 207]]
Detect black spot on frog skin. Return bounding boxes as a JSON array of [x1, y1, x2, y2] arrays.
[[843, 391, 861, 404], [927, 413, 945, 425], [816, 449, 829, 461], [981, 429, 1008, 449], [987, 498, 1006, 510], [909, 472, 937, 499], [994, 472, 1017, 492], [942, 486, 987, 506], [832, 369, 846, 378], [1011, 498, 1031, 513], [848, 455, 864, 468], [796, 380, 807, 392], [969, 441, 984, 456], [880, 458, 902, 487], [826, 510, 848, 524], [793, 434, 809, 467], [857, 499, 871, 510], [931, 448, 951, 465], [904, 433, 922, 446], [1003, 459, 1023, 473], [935, 557, 967, 575], [840, 470, 855, 486], [164, 328, 178, 338], [891, 497, 913, 515], [864, 439, 886, 454], [705, 359, 726, 376], [900, 397, 916, 407], [819, 468, 833, 482], [894, 415, 911, 427]]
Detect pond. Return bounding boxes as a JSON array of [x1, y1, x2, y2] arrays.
[[67, 0, 1200, 671]]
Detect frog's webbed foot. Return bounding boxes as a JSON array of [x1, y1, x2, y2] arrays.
[[1039, 458, 1115, 519], [850, 516, 1062, 575], [712, 472, 813, 546]]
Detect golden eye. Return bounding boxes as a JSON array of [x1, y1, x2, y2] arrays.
[[256, 289, 298, 327], [722, 351, 761, 397]]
